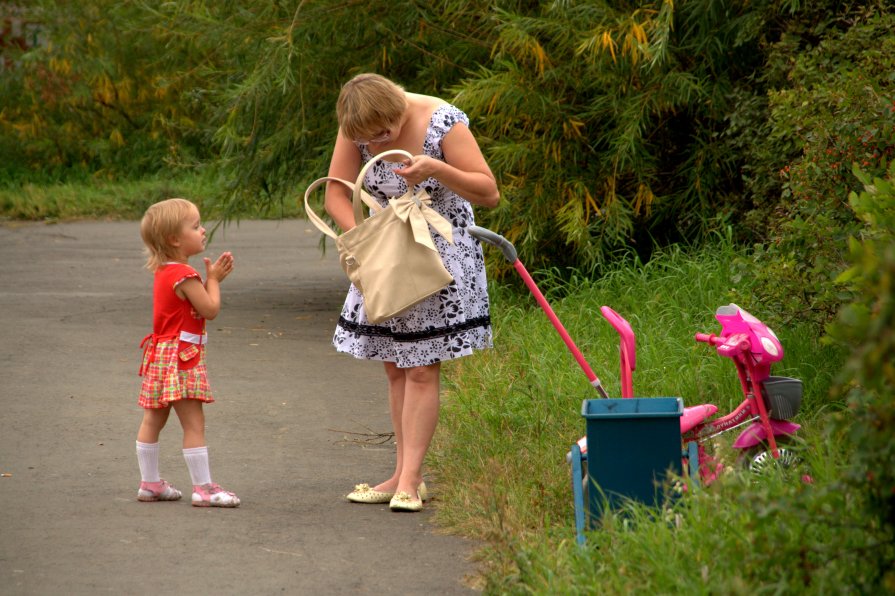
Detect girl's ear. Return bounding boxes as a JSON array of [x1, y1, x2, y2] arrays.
[[168, 233, 181, 248]]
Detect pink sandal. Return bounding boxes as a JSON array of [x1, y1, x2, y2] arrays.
[[137, 479, 182, 502], [192, 483, 240, 508]]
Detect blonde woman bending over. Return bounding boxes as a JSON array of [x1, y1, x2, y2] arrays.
[[325, 73, 499, 512]]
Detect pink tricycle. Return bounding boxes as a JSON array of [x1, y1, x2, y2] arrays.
[[686, 305, 804, 480], [599, 303, 805, 483]]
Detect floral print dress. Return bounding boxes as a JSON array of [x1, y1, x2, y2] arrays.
[[332, 104, 493, 368]]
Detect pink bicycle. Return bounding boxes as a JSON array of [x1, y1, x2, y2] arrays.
[[600, 303, 805, 483]]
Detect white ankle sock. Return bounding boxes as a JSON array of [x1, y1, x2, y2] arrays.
[[182, 446, 212, 486], [136, 441, 160, 483]]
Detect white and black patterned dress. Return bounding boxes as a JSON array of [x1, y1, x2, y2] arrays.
[[332, 104, 493, 368]]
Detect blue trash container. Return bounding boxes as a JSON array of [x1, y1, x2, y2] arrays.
[[582, 397, 683, 520]]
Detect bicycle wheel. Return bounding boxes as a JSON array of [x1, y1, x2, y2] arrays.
[[737, 436, 806, 479]]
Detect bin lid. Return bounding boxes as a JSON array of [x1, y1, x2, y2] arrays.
[[581, 397, 683, 419]]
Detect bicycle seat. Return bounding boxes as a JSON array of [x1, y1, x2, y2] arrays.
[[680, 404, 718, 433]]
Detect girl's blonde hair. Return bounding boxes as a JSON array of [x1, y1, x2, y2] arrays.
[[140, 198, 196, 271], [336, 73, 406, 142]]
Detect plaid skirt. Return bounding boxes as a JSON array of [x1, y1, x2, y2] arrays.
[[138, 338, 214, 409]]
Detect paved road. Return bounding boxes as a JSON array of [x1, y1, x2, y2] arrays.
[[0, 220, 477, 595]]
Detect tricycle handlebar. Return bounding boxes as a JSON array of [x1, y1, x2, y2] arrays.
[[697, 332, 752, 359], [695, 332, 722, 346], [469, 225, 517, 264]]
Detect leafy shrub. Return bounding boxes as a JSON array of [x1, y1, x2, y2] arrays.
[[740, 12, 895, 328], [455, 0, 767, 272], [824, 162, 895, 589], [0, 1, 238, 181]]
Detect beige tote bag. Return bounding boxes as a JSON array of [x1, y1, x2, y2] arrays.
[[304, 150, 454, 324]]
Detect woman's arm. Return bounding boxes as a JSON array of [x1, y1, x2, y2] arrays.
[[395, 123, 500, 208], [324, 133, 363, 232]]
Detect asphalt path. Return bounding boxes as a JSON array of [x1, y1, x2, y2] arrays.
[[0, 220, 477, 595]]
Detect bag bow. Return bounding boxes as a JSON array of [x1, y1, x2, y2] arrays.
[[302, 149, 457, 323], [390, 190, 453, 251]]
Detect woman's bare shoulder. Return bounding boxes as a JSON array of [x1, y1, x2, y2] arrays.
[[407, 92, 448, 111]]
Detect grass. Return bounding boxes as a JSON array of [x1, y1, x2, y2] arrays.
[[431, 240, 871, 593], [0, 171, 303, 222]]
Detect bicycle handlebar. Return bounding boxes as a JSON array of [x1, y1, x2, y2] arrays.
[[468, 226, 517, 264], [697, 332, 753, 360], [694, 332, 722, 346]]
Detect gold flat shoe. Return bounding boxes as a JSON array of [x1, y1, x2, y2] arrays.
[[389, 489, 423, 512], [347, 483, 394, 504]]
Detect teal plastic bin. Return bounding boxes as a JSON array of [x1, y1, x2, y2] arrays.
[[582, 397, 683, 519]]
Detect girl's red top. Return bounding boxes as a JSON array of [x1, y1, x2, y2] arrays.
[[152, 263, 205, 339]]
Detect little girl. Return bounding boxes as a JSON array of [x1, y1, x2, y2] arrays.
[[135, 198, 240, 508]]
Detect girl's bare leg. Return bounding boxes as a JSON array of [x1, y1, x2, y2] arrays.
[[171, 399, 206, 449], [137, 407, 171, 444]]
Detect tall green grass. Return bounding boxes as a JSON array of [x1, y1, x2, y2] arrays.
[[433, 240, 858, 593]]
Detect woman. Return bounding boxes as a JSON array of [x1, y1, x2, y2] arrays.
[[325, 73, 499, 512]]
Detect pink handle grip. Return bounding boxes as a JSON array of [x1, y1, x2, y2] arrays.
[[694, 332, 722, 345]]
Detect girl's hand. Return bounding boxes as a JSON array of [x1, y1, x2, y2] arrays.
[[393, 155, 439, 187], [204, 251, 234, 283]]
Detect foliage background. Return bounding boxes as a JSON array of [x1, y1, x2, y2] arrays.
[[3, 1, 890, 279]]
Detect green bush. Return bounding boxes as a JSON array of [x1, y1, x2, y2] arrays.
[[824, 162, 895, 590], [738, 12, 895, 328], [0, 1, 218, 181]]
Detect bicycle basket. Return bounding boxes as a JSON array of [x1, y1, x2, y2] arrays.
[[761, 376, 803, 420]]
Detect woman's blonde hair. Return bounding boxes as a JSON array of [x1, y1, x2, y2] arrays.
[[336, 73, 406, 142], [140, 198, 196, 271]]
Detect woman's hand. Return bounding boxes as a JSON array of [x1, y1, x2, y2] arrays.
[[392, 125, 500, 208], [393, 155, 440, 187]]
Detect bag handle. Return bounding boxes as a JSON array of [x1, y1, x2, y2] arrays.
[[303, 176, 383, 240], [353, 149, 414, 226]]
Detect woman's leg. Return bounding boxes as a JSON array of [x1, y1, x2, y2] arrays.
[[394, 362, 441, 498], [372, 362, 407, 492]]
